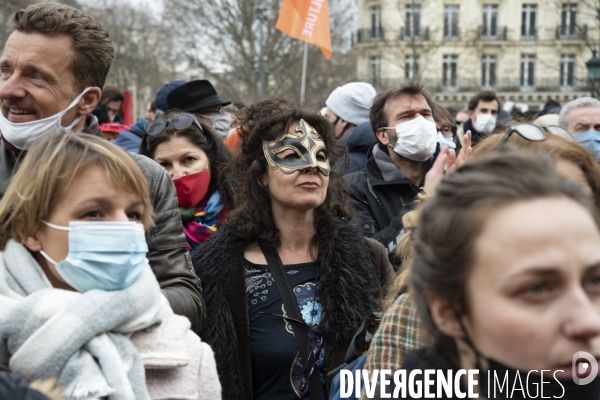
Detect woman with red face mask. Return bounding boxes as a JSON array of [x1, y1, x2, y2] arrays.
[[141, 111, 231, 251]]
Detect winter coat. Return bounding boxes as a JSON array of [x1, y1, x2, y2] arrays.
[[191, 217, 395, 400], [113, 116, 148, 153], [336, 121, 377, 175], [0, 115, 205, 333], [345, 143, 436, 261], [132, 298, 221, 400]]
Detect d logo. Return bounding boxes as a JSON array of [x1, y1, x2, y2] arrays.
[[573, 351, 598, 385]]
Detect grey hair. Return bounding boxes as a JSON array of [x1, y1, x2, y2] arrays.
[[559, 97, 600, 129]]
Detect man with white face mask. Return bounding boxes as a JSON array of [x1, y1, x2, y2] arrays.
[[463, 90, 501, 143], [0, 3, 205, 332], [345, 82, 442, 261]]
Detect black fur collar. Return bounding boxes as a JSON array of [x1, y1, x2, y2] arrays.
[[192, 214, 382, 400]]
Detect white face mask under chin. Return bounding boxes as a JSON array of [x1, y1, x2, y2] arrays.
[[0, 87, 91, 150]]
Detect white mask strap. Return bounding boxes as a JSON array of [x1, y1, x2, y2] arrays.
[[58, 87, 91, 129], [42, 220, 70, 231], [39, 250, 58, 266], [59, 87, 91, 116]]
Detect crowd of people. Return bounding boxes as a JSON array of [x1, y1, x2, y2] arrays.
[[1, 3, 600, 400]]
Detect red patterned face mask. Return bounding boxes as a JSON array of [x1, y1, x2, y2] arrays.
[[173, 168, 210, 208]]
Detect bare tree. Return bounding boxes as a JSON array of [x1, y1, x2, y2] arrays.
[[1, 0, 185, 116], [161, 0, 357, 105], [0, 0, 40, 46], [81, 0, 184, 115]]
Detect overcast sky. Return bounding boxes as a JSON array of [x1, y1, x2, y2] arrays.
[[79, 0, 164, 14]]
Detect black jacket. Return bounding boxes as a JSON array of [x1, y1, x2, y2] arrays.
[[345, 143, 436, 261], [191, 217, 394, 400], [337, 121, 377, 175]]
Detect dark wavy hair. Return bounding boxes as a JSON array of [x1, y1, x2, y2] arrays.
[[225, 99, 351, 249], [140, 111, 231, 195]]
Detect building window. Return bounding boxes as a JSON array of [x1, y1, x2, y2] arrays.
[[405, 4, 421, 38], [481, 55, 497, 88], [444, 5, 460, 39], [369, 5, 382, 39], [482, 4, 498, 38], [369, 56, 381, 88], [521, 4, 537, 38], [561, 3, 577, 37], [443, 55, 458, 89], [405, 55, 420, 79], [520, 54, 535, 89], [560, 54, 576, 89]]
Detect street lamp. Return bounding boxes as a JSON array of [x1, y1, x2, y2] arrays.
[[586, 50, 600, 98]]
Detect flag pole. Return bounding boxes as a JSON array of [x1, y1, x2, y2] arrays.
[[300, 42, 308, 102]]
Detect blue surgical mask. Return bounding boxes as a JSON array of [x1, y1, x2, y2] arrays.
[[437, 132, 456, 149], [39, 221, 148, 292], [576, 130, 600, 161]]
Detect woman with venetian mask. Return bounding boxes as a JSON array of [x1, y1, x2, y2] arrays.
[[192, 100, 394, 400], [141, 111, 231, 250]]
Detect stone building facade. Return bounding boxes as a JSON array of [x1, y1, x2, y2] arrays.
[[353, 0, 598, 110]]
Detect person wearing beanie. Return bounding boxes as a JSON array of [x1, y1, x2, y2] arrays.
[[325, 82, 378, 174], [325, 82, 376, 138]]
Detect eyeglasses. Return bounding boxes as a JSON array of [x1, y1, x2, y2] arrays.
[[495, 123, 547, 149], [259, 311, 325, 392], [144, 113, 204, 136], [437, 125, 457, 138], [543, 125, 573, 139], [496, 123, 574, 149]]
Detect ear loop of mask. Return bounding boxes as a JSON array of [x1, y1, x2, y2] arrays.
[[38, 220, 70, 266], [452, 309, 485, 370], [382, 127, 397, 149]]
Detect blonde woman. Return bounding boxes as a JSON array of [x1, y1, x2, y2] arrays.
[[0, 132, 220, 400]]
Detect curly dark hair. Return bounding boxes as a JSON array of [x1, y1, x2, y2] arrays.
[[140, 111, 231, 195], [225, 99, 351, 249]]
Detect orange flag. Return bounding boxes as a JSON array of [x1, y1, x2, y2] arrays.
[[275, 0, 332, 60]]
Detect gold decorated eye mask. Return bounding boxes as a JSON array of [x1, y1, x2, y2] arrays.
[[262, 119, 330, 176]]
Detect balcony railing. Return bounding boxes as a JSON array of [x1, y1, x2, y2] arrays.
[[520, 28, 537, 40], [443, 31, 460, 41], [556, 24, 587, 40], [400, 26, 430, 41], [374, 77, 589, 93], [477, 26, 507, 40], [354, 27, 385, 44]]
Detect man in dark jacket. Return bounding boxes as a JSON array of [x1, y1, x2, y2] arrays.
[[0, 4, 204, 331], [462, 91, 501, 144], [345, 81, 439, 261]]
